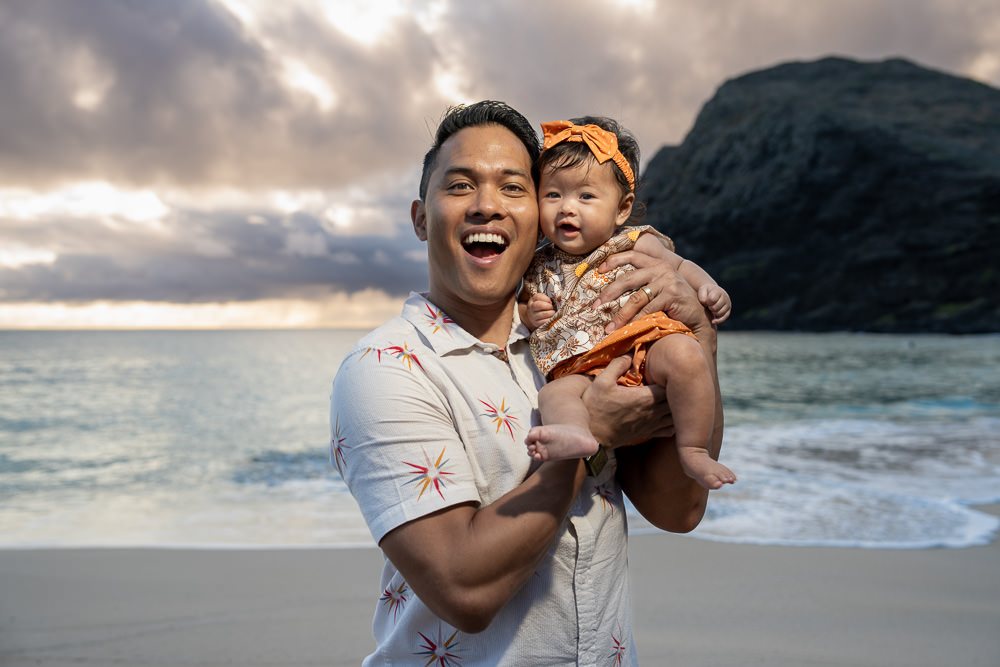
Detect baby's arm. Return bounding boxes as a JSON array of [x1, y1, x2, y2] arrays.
[[678, 261, 731, 324], [633, 233, 732, 324], [522, 293, 555, 331], [697, 283, 731, 324], [518, 283, 555, 331]]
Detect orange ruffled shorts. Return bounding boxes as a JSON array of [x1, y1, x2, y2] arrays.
[[549, 311, 697, 387]]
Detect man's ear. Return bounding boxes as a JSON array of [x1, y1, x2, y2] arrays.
[[411, 200, 427, 241], [615, 192, 635, 227]]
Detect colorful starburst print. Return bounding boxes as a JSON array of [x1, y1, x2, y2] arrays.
[[594, 482, 615, 515], [331, 417, 350, 476], [380, 581, 409, 622], [359, 346, 383, 362], [610, 624, 627, 666], [414, 625, 462, 666], [403, 447, 454, 501], [479, 398, 519, 439], [423, 303, 455, 336], [385, 343, 426, 373]]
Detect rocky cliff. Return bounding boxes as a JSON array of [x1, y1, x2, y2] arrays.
[[640, 57, 1000, 333]]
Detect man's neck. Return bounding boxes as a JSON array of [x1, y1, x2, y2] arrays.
[[427, 292, 516, 348]]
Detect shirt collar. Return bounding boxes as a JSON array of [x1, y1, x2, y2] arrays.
[[402, 292, 530, 358]]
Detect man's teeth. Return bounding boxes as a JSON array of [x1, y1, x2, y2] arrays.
[[464, 232, 506, 246]]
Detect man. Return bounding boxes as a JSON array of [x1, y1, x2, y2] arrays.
[[330, 101, 722, 665]]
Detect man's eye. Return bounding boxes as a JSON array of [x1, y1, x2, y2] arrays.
[[448, 182, 472, 191]]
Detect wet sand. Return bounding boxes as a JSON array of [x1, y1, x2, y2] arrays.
[[2, 507, 998, 666]]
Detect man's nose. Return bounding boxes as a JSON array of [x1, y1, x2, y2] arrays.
[[471, 186, 504, 219]]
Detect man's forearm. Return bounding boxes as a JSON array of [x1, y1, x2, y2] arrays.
[[379, 458, 585, 633]]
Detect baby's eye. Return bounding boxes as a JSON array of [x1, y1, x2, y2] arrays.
[[580, 192, 596, 200]]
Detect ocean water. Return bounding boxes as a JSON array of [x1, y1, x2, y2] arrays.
[[1, 330, 998, 550]]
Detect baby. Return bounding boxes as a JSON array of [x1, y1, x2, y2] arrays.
[[521, 117, 736, 490]]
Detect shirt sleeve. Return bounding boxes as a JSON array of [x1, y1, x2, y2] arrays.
[[330, 340, 482, 544]]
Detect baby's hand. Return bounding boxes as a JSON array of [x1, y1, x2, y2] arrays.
[[699, 284, 732, 324], [525, 293, 556, 329]]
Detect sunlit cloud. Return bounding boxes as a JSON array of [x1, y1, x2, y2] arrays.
[[69, 47, 115, 112], [0, 183, 168, 225], [280, 56, 339, 111], [0, 245, 57, 269], [0, 290, 405, 330], [969, 51, 1000, 83], [611, 0, 655, 11], [317, 0, 411, 45]]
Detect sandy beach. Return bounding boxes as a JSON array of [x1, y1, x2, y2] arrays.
[[3, 507, 998, 666]]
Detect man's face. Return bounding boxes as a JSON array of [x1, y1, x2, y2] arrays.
[[412, 125, 539, 316]]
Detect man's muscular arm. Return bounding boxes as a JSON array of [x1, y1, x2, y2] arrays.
[[380, 358, 676, 633], [379, 458, 585, 634]]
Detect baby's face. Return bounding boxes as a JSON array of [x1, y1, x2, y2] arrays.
[[538, 159, 631, 256]]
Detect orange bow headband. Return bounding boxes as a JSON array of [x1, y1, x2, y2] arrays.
[[540, 120, 635, 191]]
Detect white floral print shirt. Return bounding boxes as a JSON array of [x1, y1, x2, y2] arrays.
[[330, 292, 637, 666]]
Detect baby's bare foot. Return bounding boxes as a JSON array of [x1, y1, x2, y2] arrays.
[[525, 424, 599, 462], [678, 449, 737, 490]]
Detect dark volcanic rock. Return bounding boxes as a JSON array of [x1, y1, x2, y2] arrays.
[[640, 57, 1000, 333]]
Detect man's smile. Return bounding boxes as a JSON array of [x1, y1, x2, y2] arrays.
[[462, 231, 509, 259]]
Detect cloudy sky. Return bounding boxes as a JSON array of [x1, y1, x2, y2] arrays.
[[2, 0, 998, 329]]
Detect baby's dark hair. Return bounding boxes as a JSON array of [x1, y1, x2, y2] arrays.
[[538, 116, 640, 199]]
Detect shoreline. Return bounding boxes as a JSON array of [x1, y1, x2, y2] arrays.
[[2, 507, 998, 666]]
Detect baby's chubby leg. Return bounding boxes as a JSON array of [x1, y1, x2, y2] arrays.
[[525, 374, 600, 462], [646, 334, 737, 490]]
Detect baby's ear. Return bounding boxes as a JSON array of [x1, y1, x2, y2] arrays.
[[616, 192, 635, 226]]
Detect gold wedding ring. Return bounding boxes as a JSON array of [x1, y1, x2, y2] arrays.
[[641, 286, 654, 302]]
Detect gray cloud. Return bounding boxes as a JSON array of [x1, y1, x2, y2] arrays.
[[0, 0, 448, 189], [0, 208, 428, 302], [0, 0, 997, 309], [436, 0, 1000, 149], [3, 0, 996, 191]]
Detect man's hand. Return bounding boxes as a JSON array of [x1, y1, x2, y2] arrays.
[[524, 293, 556, 330], [581, 356, 674, 448], [592, 248, 709, 336]]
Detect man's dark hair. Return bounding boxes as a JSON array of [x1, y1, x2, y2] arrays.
[[418, 100, 541, 200]]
